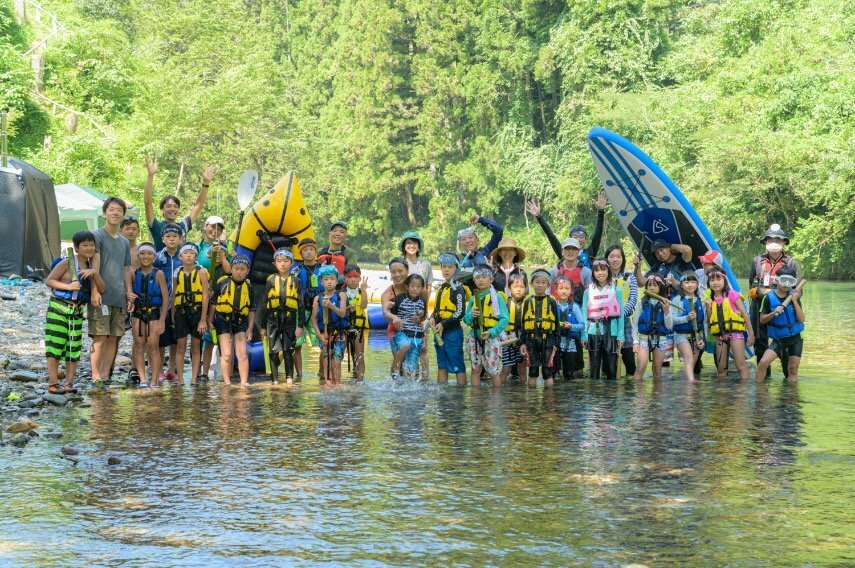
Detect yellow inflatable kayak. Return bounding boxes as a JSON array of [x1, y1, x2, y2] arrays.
[[230, 171, 315, 262]]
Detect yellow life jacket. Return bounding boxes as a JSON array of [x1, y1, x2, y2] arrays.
[[708, 293, 746, 335], [174, 268, 203, 308], [506, 295, 527, 333], [473, 290, 506, 330], [435, 283, 472, 321], [346, 289, 368, 329], [215, 276, 252, 318], [614, 273, 632, 313], [266, 274, 299, 311], [522, 295, 557, 332]]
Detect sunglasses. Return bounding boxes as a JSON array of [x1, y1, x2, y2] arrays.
[[708, 273, 725, 280]]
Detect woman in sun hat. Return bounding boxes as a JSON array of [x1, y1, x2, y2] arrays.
[[491, 238, 528, 295]]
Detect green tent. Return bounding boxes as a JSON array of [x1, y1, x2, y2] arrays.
[[54, 183, 139, 240]]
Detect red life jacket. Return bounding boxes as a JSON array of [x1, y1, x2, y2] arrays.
[[317, 252, 345, 274], [551, 261, 583, 299], [759, 256, 786, 288]]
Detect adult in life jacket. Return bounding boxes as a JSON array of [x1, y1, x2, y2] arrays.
[[756, 273, 805, 381], [318, 220, 357, 275], [748, 224, 802, 378], [209, 255, 256, 385], [549, 238, 593, 303], [705, 267, 754, 380], [524, 196, 607, 270], [455, 214, 504, 292]]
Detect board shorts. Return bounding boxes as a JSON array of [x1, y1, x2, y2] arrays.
[[636, 333, 673, 352], [159, 313, 176, 347], [87, 304, 127, 337], [295, 311, 318, 348], [468, 334, 503, 376], [45, 298, 85, 361], [674, 332, 704, 347], [214, 314, 249, 336], [320, 332, 346, 363], [173, 305, 203, 339], [502, 343, 524, 367], [770, 334, 803, 359], [394, 331, 423, 374], [436, 327, 466, 374]]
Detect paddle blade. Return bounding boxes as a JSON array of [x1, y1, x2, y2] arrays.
[[237, 170, 259, 210]]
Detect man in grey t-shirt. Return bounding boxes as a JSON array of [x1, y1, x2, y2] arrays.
[[89, 197, 133, 387]]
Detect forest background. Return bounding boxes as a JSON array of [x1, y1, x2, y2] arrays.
[[1, 0, 853, 278]]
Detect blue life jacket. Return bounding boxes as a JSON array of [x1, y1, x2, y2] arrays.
[[460, 249, 489, 269], [316, 292, 348, 332], [53, 256, 92, 304], [765, 291, 804, 340], [578, 250, 591, 269], [133, 269, 163, 310], [558, 302, 581, 339], [637, 299, 666, 335], [673, 296, 704, 333], [297, 263, 321, 306]]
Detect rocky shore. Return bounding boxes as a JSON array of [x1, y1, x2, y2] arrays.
[[0, 280, 133, 451]]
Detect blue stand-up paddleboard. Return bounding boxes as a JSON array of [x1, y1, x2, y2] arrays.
[[587, 127, 741, 293]]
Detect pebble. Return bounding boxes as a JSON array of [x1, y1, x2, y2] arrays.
[[42, 393, 68, 406], [18, 399, 41, 409], [24, 408, 41, 417], [107, 456, 121, 465], [115, 356, 133, 367], [61, 445, 80, 456], [42, 431, 63, 440], [9, 433, 30, 447], [10, 371, 39, 382]]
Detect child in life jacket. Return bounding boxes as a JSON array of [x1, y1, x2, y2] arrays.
[[171, 243, 210, 385], [257, 248, 305, 385], [209, 255, 256, 385], [499, 272, 528, 385], [553, 275, 585, 381], [519, 269, 560, 387], [389, 274, 427, 382], [463, 265, 510, 387], [670, 271, 706, 382], [130, 243, 168, 387], [632, 274, 673, 380], [311, 265, 348, 386], [429, 253, 468, 386], [756, 273, 804, 381], [343, 264, 369, 383], [294, 237, 321, 382], [704, 267, 754, 380], [582, 259, 625, 380], [44, 231, 105, 394]]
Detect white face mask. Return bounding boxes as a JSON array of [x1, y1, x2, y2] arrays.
[[766, 242, 783, 254]]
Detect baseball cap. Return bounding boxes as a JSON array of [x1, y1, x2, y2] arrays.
[[651, 239, 671, 252], [561, 237, 581, 250], [698, 250, 724, 267], [205, 215, 225, 227], [329, 221, 348, 231]]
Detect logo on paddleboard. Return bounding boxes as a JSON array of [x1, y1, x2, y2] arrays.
[[652, 219, 668, 234]]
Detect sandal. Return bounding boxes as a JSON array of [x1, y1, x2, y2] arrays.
[[48, 384, 66, 394], [138, 381, 149, 388], [63, 383, 78, 394]]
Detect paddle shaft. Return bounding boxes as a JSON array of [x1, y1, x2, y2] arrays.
[[641, 288, 683, 310], [781, 280, 807, 308]]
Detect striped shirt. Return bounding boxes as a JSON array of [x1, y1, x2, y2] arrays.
[[396, 296, 425, 335]]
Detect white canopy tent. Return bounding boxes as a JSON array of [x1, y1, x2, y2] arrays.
[[54, 183, 138, 238]]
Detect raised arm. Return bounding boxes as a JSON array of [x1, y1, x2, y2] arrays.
[[588, 192, 607, 258], [143, 158, 157, 228], [526, 200, 563, 259], [188, 165, 217, 225]]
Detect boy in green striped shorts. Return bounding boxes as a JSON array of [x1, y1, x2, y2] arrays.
[[44, 231, 105, 394]]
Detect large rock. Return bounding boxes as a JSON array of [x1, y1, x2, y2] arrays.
[[10, 371, 39, 382], [115, 356, 133, 367], [5, 419, 39, 433], [42, 393, 68, 406], [17, 399, 40, 409], [9, 433, 30, 447]]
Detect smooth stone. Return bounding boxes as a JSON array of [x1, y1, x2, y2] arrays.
[[78, 419, 89, 425], [115, 356, 132, 367], [24, 408, 41, 417], [42, 431, 63, 440], [17, 399, 39, 409], [5, 419, 39, 433], [10, 371, 39, 382], [9, 433, 30, 447], [42, 393, 68, 406], [61, 445, 80, 456], [29, 362, 45, 371], [107, 456, 121, 465], [21, 392, 39, 401]]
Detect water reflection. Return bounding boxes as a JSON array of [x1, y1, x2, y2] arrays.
[[1, 330, 852, 565]]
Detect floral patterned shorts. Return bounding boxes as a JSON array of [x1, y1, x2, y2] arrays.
[[468, 335, 503, 376]]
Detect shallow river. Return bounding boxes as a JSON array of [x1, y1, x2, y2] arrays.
[[1, 282, 853, 566]]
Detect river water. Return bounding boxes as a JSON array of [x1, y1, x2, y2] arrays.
[[1, 282, 853, 566]]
